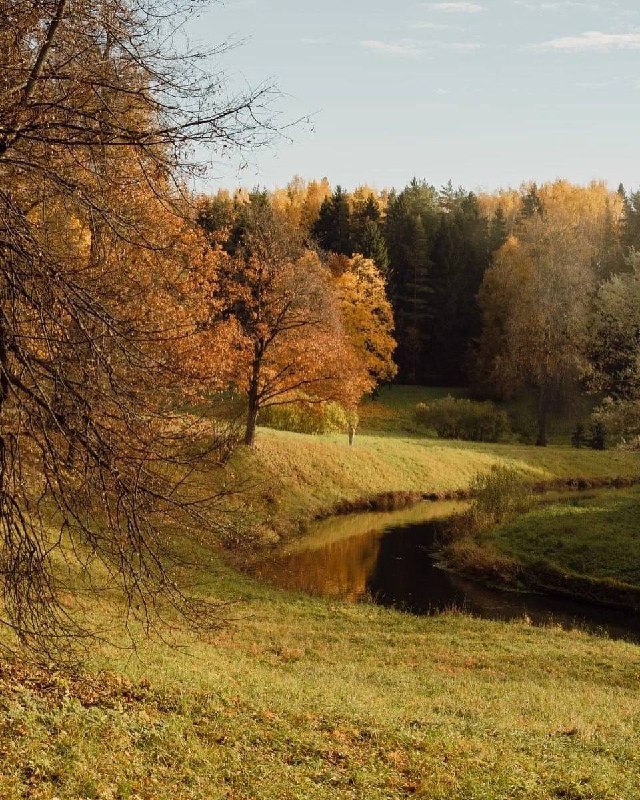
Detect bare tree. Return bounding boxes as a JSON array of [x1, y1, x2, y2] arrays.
[[0, 0, 274, 654]]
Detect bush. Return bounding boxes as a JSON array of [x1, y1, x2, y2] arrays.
[[443, 466, 532, 575], [571, 422, 586, 449], [259, 402, 353, 435], [414, 396, 511, 442], [470, 465, 533, 528], [591, 399, 640, 449], [589, 421, 607, 451]]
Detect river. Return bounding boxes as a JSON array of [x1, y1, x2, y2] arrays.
[[253, 501, 640, 643]]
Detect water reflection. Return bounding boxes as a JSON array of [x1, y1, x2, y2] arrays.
[[255, 502, 640, 643], [254, 501, 465, 601]]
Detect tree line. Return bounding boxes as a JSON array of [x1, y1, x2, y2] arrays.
[[199, 177, 640, 446]]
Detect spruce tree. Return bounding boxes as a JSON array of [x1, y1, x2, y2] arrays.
[[312, 186, 353, 254]]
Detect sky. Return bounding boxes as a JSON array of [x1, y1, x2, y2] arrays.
[[187, 0, 640, 193]]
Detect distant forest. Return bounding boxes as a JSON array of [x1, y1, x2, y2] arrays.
[[197, 178, 640, 404]]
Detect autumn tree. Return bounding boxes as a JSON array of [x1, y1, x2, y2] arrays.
[[270, 176, 332, 235], [0, 0, 274, 651], [208, 205, 369, 447], [588, 250, 640, 401], [328, 254, 397, 385], [476, 181, 620, 445]]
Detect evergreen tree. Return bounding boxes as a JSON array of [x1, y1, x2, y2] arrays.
[[384, 181, 439, 383], [597, 200, 625, 279], [352, 218, 389, 274], [312, 186, 353, 255], [521, 183, 544, 218], [350, 196, 389, 274], [398, 215, 433, 383], [622, 189, 640, 255], [428, 191, 491, 385], [488, 205, 509, 254]]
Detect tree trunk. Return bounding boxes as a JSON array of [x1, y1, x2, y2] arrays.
[[244, 351, 261, 447], [0, 281, 8, 482], [536, 385, 549, 447], [244, 398, 259, 447]]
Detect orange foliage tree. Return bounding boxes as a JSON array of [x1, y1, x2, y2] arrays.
[[0, 0, 274, 652], [206, 207, 371, 446], [328, 254, 397, 385]]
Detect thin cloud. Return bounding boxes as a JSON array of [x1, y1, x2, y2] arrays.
[[449, 41, 484, 49], [517, 1, 604, 9], [410, 21, 455, 29], [429, 2, 484, 12], [535, 31, 640, 51], [361, 39, 422, 57]]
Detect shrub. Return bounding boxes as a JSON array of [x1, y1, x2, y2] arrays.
[[591, 399, 640, 449], [570, 422, 586, 449], [259, 402, 352, 435], [470, 465, 533, 528], [414, 396, 511, 442], [589, 421, 607, 450], [443, 466, 532, 577]]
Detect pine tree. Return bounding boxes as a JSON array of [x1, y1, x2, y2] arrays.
[[352, 219, 390, 274], [521, 183, 544, 218], [428, 192, 491, 385], [384, 181, 439, 383], [488, 205, 509, 254], [312, 186, 353, 254]]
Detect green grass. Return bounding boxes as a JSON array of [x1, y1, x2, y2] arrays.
[[486, 487, 640, 587], [359, 385, 467, 434], [2, 556, 640, 800], [243, 427, 640, 542], [359, 385, 599, 444], [2, 401, 640, 799]]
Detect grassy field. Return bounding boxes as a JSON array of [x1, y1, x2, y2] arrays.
[[2, 558, 640, 800], [2, 401, 640, 799], [358, 385, 598, 444], [485, 487, 640, 589]]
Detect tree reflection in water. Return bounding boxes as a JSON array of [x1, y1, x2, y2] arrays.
[[254, 501, 640, 644]]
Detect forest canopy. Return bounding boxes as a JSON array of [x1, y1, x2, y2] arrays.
[[197, 176, 640, 447]]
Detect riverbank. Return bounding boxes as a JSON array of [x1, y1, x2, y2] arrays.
[[443, 487, 640, 611], [2, 553, 640, 799], [239, 427, 640, 545]]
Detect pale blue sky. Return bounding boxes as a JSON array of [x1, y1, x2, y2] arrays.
[[188, 0, 640, 192]]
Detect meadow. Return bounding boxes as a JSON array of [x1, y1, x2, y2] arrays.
[[2, 388, 640, 799]]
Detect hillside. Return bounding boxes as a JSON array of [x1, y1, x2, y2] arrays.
[[1, 425, 640, 799], [240, 426, 640, 542]]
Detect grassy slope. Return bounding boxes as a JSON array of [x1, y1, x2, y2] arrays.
[[243, 427, 640, 540], [2, 568, 640, 800], [486, 487, 640, 587], [2, 414, 640, 799]]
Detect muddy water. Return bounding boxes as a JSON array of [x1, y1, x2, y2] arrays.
[[254, 502, 640, 643]]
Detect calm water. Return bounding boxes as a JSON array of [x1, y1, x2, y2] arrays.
[[254, 502, 640, 643]]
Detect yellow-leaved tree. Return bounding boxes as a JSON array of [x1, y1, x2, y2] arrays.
[[476, 181, 623, 445], [329, 254, 397, 385]]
